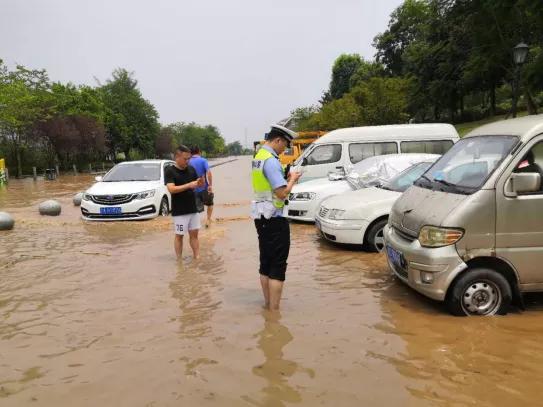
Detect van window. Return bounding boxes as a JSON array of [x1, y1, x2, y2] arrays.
[[349, 142, 397, 164], [513, 141, 543, 194], [400, 140, 453, 154], [283, 147, 294, 156], [306, 144, 342, 165]]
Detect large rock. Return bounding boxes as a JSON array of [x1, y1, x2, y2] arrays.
[[0, 212, 14, 231], [39, 200, 62, 216], [73, 192, 83, 206]]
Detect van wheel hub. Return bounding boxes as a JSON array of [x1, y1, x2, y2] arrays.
[[461, 281, 501, 315]]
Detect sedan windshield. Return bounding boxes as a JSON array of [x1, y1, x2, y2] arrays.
[[382, 162, 433, 192], [103, 163, 161, 182], [415, 136, 518, 194]]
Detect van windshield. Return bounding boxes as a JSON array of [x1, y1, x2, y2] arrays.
[[415, 136, 518, 194]]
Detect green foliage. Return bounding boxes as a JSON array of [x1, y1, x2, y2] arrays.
[[351, 77, 410, 125], [99, 69, 160, 159], [298, 0, 543, 131], [166, 122, 225, 157], [225, 141, 243, 156], [0, 61, 225, 174], [328, 54, 363, 100]]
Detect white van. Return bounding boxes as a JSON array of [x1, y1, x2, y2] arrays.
[[291, 123, 459, 182]]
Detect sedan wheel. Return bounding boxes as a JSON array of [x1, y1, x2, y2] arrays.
[[159, 197, 169, 216], [365, 218, 388, 253]]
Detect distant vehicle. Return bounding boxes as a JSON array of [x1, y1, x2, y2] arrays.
[[253, 131, 326, 167], [315, 159, 438, 252], [290, 123, 459, 183], [286, 153, 439, 222], [81, 160, 174, 221], [384, 114, 543, 316]]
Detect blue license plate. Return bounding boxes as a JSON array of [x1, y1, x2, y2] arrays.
[[100, 207, 122, 215], [386, 246, 404, 269]]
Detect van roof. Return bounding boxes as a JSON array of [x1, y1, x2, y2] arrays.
[[466, 114, 543, 143], [314, 123, 459, 144]]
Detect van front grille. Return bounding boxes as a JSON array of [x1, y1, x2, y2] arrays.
[[393, 226, 417, 242], [90, 194, 135, 205]]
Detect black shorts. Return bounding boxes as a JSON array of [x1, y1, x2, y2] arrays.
[[254, 217, 290, 281], [195, 191, 214, 213]]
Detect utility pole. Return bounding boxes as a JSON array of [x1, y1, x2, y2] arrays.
[[244, 127, 248, 149]]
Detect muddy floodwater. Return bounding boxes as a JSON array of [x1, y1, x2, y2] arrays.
[[2, 157, 543, 406]]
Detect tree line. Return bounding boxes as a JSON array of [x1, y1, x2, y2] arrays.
[[0, 62, 244, 177], [292, 0, 543, 132]]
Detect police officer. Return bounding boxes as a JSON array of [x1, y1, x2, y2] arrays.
[[252, 125, 302, 311]]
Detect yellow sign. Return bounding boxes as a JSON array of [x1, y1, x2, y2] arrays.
[[0, 158, 6, 185]]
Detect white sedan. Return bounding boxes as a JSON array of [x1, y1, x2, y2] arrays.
[[285, 153, 439, 222], [81, 160, 174, 221], [315, 159, 438, 252]]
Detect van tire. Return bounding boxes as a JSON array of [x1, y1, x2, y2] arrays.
[[364, 218, 388, 253], [446, 268, 512, 316], [159, 196, 169, 216]]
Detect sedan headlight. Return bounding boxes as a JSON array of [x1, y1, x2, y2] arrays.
[[328, 209, 346, 220], [82, 193, 91, 201], [289, 192, 316, 201], [418, 226, 464, 248], [134, 189, 156, 200]]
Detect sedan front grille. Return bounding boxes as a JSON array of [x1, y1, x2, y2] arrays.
[[319, 206, 329, 218], [90, 194, 135, 205]]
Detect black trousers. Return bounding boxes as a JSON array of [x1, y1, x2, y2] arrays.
[[254, 217, 290, 281]]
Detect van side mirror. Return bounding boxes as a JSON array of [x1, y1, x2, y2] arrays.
[[505, 173, 541, 197], [95, 176, 103, 182], [301, 157, 308, 166]]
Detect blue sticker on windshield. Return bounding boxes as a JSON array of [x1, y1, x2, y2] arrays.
[[433, 171, 445, 181]]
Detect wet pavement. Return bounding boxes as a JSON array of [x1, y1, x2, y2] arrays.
[[1, 156, 543, 406]]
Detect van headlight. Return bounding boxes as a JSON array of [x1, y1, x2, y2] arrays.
[[135, 189, 156, 200], [328, 209, 346, 220], [83, 193, 91, 201], [289, 192, 316, 201], [418, 226, 464, 248]]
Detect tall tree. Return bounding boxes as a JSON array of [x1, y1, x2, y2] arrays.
[[328, 54, 363, 101], [99, 69, 160, 159], [0, 61, 51, 176]]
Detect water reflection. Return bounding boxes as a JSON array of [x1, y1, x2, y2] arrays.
[[252, 312, 302, 407], [376, 274, 543, 406], [169, 248, 225, 339]]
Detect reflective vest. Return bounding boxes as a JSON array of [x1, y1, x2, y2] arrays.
[[252, 148, 285, 209]]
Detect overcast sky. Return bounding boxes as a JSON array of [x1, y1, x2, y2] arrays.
[[1, 0, 402, 145]]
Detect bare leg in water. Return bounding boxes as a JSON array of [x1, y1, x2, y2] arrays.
[[188, 229, 200, 259], [174, 235, 183, 260]]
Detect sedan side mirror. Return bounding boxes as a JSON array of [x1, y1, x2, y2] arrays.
[[328, 172, 345, 181], [95, 176, 103, 182], [301, 157, 308, 166], [505, 172, 541, 197]]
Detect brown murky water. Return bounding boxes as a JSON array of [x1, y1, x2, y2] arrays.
[[1, 157, 543, 406]]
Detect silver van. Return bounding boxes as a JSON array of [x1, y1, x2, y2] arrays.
[[384, 115, 543, 316]]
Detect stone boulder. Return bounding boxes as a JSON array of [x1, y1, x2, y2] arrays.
[[0, 212, 14, 230], [73, 192, 83, 206], [39, 200, 62, 216]]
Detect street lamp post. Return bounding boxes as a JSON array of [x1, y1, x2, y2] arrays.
[[512, 42, 529, 118]]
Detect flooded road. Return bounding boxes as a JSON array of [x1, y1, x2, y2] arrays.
[[1, 156, 543, 406]]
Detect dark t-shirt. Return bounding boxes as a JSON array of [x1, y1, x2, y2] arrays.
[[164, 165, 198, 216]]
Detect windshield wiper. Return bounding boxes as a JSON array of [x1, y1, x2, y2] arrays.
[[433, 178, 456, 188]]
